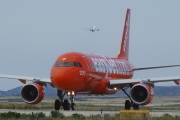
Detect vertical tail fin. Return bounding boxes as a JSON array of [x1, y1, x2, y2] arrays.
[[118, 8, 131, 60]]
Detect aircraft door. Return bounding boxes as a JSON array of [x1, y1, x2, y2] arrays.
[[82, 56, 93, 75]]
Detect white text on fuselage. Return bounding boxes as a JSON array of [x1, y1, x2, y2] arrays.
[[91, 57, 131, 75]]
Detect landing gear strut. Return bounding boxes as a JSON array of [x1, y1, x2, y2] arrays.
[[70, 95, 76, 110], [54, 89, 76, 110], [121, 87, 139, 110]]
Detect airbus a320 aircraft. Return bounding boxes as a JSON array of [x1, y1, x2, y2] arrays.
[[1, 8, 180, 111], [88, 25, 100, 32]]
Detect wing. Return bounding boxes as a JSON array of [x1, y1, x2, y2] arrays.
[[0, 74, 51, 85], [112, 64, 180, 88], [109, 76, 180, 88], [133, 65, 180, 71]]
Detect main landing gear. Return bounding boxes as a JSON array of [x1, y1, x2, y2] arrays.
[[121, 87, 139, 110], [54, 89, 76, 110]]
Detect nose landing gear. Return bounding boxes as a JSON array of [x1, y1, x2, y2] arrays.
[[70, 95, 76, 110], [54, 90, 76, 111]]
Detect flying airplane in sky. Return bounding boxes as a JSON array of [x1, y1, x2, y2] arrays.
[[88, 25, 100, 32], [1, 8, 180, 111]]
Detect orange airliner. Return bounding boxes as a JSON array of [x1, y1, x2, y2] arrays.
[[1, 8, 180, 110]]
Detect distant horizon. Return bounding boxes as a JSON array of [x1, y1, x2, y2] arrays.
[[0, 86, 180, 98], [2, 84, 179, 92]]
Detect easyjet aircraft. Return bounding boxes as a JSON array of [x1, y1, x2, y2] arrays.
[[1, 8, 180, 111]]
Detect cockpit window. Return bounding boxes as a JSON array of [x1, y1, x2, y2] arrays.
[[54, 61, 82, 68], [64, 62, 73, 67], [54, 62, 63, 67], [77, 62, 83, 68], [74, 62, 80, 67]]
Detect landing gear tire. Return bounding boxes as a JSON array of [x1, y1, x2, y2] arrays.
[[71, 103, 76, 110], [63, 99, 70, 110], [54, 99, 60, 110], [125, 100, 131, 110], [133, 103, 139, 110], [55, 90, 66, 110]]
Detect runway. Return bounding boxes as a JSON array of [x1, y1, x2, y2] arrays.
[[0, 109, 180, 117]]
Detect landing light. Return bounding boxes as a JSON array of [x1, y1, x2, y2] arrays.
[[67, 91, 75, 96], [114, 87, 117, 90]]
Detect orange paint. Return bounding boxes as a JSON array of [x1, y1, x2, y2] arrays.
[[50, 8, 135, 95], [50, 52, 134, 94]]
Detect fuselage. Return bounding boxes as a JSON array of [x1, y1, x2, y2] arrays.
[[50, 52, 134, 95]]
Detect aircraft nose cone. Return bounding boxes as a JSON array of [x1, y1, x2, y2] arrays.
[[50, 68, 63, 86], [50, 67, 72, 90], [50, 67, 84, 91]]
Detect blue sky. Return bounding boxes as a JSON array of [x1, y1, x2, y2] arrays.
[[0, 0, 180, 90]]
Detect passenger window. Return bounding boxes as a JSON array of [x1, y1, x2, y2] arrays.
[[64, 62, 73, 67], [54, 62, 63, 67], [77, 62, 83, 68]]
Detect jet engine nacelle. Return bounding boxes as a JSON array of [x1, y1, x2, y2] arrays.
[[21, 83, 45, 104], [130, 83, 154, 105]]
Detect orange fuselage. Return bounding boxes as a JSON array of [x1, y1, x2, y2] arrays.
[[50, 52, 134, 95]]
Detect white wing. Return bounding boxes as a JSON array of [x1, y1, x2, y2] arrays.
[[109, 76, 180, 88], [0, 74, 51, 84]]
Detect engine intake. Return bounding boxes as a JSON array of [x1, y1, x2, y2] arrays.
[[130, 83, 154, 105], [21, 83, 44, 104]]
